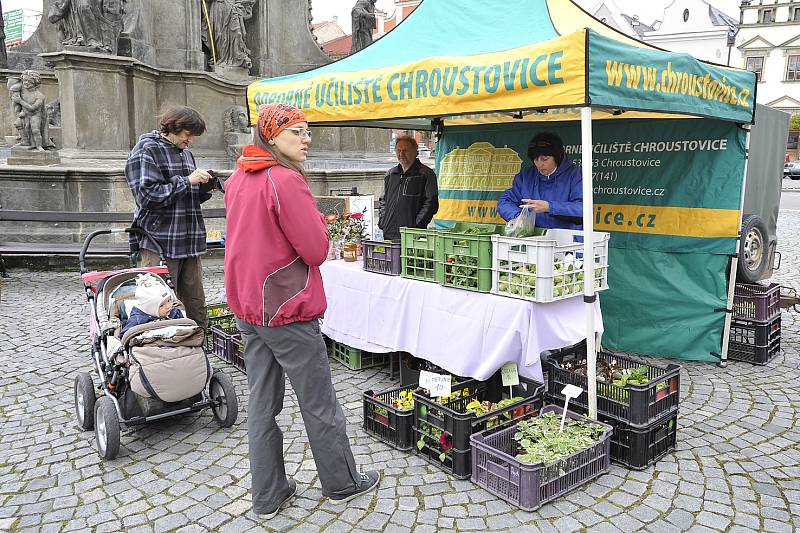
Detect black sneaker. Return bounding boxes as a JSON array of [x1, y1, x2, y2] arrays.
[[327, 471, 381, 503], [253, 480, 297, 520]]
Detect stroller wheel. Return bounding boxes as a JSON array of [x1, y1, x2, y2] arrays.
[[74, 372, 96, 430], [209, 371, 238, 428], [94, 396, 121, 460]]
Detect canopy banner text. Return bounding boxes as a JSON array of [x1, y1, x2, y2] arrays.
[[247, 32, 587, 124]]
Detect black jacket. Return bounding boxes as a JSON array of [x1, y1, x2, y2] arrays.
[[378, 159, 439, 241]]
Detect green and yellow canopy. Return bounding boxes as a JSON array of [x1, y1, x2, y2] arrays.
[[246, 0, 756, 127]]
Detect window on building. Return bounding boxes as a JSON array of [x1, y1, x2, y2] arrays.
[[793, 7, 800, 22], [683, 9, 689, 22], [746, 56, 764, 81], [787, 56, 800, 81], [788, 132, 798, 150], [760, 8, 775, 23]]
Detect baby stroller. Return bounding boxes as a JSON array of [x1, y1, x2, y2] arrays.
[[75, 227, 238, 460]]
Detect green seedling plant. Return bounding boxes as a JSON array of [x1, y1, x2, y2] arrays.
[[513, 412, 606, 466]]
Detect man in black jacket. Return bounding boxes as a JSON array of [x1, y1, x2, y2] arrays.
[[378, 135, 439, 241]]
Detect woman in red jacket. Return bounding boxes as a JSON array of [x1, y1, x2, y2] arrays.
[[224, 103, 380, 519]]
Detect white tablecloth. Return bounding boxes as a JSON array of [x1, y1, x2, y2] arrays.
[[319, 260, 603, 383]]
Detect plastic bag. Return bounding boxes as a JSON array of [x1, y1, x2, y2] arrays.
[[504, 205, 537, 237]]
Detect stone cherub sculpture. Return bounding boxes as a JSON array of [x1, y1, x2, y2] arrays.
[[7, 76, 25, 145], [48, 0, 127, 54], [201, 0, 256, 72], [11, 70, 56, 151], [350, 0, 377, 54]]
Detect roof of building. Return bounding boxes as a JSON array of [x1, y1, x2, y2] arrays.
[[322, 34, 353, 58]]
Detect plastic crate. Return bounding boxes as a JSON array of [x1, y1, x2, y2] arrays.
[[400, 228, 440, 282], [729, 315, 781, 365], [545, 348, 680, 428], [363, 384, 417, 451], [470, 405, 612, 511], [330, 340, 387, 370], [227, 334, 247, 373], [413, 377, 544, 478], [437, 232, 495, 292], [362, 240, 402, 275], [733, 283, 780, 323], [545, 395, 678, 470], [491, 229, 610, 303], [209, 324, 246, 373], [205, 304, 235, 352]]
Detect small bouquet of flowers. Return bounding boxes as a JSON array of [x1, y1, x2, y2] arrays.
[[325, 209, 368, 259]]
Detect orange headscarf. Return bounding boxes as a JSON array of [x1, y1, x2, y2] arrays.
[[257, 103, 307, 141], [237, 103, 308, 173]]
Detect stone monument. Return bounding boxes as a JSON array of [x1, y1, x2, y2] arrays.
[[350, 0, 376, 54]]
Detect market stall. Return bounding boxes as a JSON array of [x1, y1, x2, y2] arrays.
[[246, 0, 758, 416]]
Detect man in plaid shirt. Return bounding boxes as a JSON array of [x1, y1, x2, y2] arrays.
[[125, 106, 216, 330]]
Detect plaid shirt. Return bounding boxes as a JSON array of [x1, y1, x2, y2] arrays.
[[125, 131, 210, 259]]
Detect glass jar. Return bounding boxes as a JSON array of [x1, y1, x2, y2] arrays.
[[343, 242, 358, 262]]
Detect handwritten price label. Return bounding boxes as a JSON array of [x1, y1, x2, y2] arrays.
[[501, 362, 519, 387], [419, 370, 452, 398]]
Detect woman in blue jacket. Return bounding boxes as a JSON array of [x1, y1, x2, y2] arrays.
[[497, 132, 583, 229]]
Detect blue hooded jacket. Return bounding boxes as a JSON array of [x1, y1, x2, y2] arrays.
[[497, 156, 583, 229]]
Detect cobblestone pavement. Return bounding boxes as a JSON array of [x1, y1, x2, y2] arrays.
[[1, 212, 799, 533]]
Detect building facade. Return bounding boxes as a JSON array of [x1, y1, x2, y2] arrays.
[[736, 0, 800, 157]]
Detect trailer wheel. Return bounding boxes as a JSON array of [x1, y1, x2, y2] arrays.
[[737, 214, 769, 283], [74, 373, 96, 430], [209, 372, 239, 428], [94, 396, 121, 460]]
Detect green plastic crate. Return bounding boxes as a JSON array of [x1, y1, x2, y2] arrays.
[[330, 340, 387, 370], [436, 232, 496, 292], [400, 228, 441, 283]]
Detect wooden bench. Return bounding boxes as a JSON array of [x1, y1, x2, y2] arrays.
[[0, 208, 226, 276]]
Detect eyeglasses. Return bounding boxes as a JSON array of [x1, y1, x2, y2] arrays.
[[285, 127, 312, 139]]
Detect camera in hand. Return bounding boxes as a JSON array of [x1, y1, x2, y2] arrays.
[[199, 170, 224, 194]]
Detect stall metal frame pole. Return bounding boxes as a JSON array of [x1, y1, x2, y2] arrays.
[[720, 125, 753, 367], [581, 106, 598, 419]]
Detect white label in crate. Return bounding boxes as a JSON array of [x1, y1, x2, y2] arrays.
[[561, 384, 583, 400], [420, 370, 451, 397], [501, 362, 519, 386]]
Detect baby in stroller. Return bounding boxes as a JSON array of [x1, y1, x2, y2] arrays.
[[120, 274, 184, 336]]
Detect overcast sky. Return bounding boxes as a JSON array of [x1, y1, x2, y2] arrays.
[[312, 0, 742, 33], [7, 0, 742, 36]]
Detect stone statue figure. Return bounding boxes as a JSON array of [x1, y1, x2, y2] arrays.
[[46, 100, 62, 128], [0, 1, 8, 69], [350, 0, 377, 54], [7, 76, 25, 144], [223, 105, 252, 159], [201, 0, 256, 72], [47, 0, 127, 54], [12, 70, 56, 151], [224, 105, 250, 134]]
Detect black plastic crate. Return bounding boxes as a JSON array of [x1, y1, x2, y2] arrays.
[[545, 345, 680, 428], [729, 315, 781, 365], [545, 395, 678, 470], [413, 377, 544, 478], [209, 324, 246, 373], [363, 384, 416, 451]]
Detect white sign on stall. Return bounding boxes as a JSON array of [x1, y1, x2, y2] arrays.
[[419, 370, 452, 398]]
